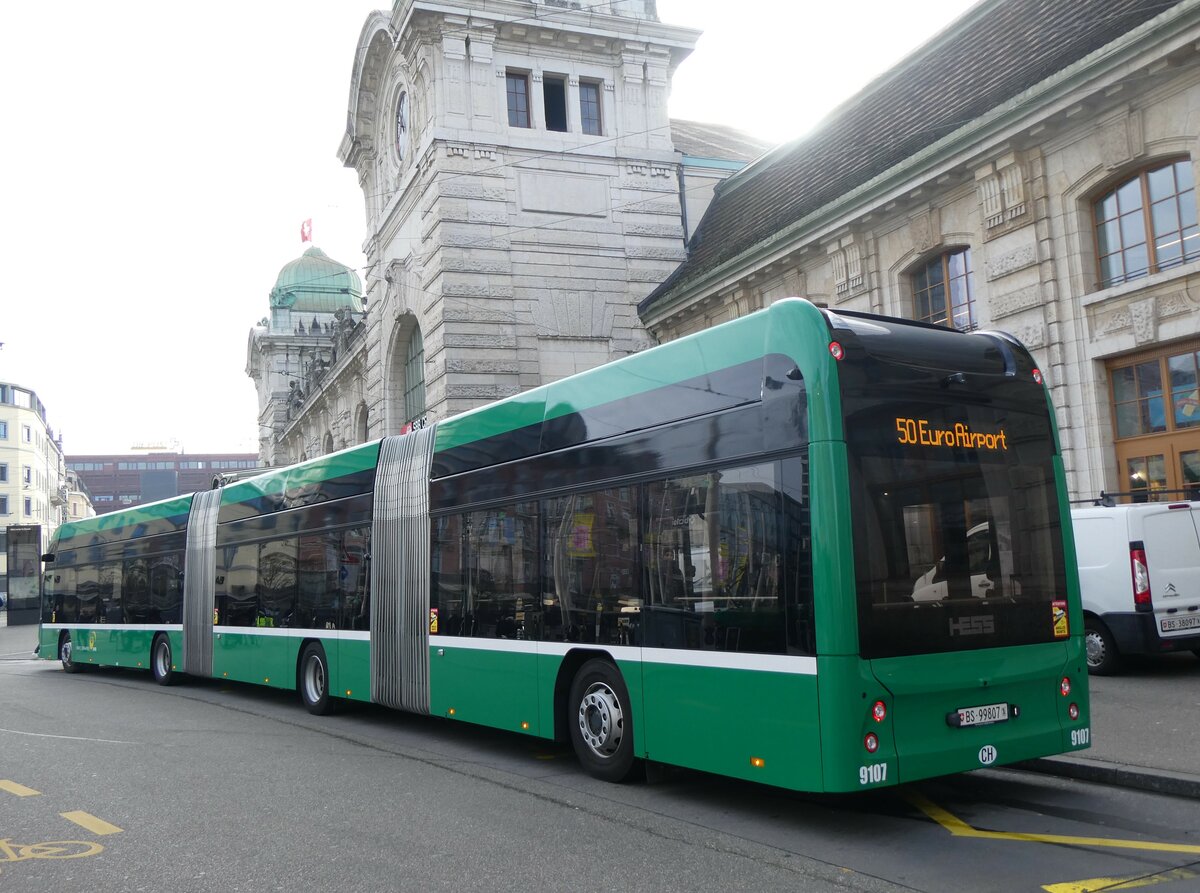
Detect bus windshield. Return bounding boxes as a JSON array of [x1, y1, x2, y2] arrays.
[[833, 315, 1067, 659]]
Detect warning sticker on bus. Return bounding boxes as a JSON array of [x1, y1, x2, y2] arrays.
[[1052, 600, 1068, 638]]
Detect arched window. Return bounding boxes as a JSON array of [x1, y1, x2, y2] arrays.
[[1094, 158, 1199, 288], [403, 326, 426, 427], [911, 247, 975, 330]]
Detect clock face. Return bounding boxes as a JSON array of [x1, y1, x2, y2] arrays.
[[395, 91, 408, 160]]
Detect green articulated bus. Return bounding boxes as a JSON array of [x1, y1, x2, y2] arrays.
[[39, 298, 1090, 792]]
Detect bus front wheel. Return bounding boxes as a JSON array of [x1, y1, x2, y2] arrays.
[[59, 632, 83, 674], [568, 658, 637, 782], [299, 643, 336, 715], [151, 634, 177, 686]]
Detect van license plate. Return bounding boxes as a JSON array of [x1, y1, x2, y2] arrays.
[[956, 702, 1009, 727], [1161, 614, 1200, 632]]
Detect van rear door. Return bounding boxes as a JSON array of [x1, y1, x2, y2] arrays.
[[1141, 504, 1200, 640]]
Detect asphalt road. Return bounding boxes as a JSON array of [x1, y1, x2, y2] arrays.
[[2, 648, 1199, 893]]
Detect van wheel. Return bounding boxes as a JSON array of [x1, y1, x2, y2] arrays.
[[1084, 619, 1120, 676]]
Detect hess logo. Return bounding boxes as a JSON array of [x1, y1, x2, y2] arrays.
[[949, 615, 995, 636]]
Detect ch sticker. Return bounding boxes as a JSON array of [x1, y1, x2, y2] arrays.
[[429, 608, 439, 634]]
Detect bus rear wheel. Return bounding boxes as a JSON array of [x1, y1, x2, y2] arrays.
[[59, 632, 83, 674], [151, 634, 177, 686], [568, 658, 637, 782], [299, 643, 336, 715]]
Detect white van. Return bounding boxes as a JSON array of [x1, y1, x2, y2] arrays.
[[1070, 499, 1200, 674]]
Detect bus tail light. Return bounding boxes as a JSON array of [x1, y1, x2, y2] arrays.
[[872, 700, 887, 722], [1130, 545, 1151, 608], [1060, 676, 1071, 696], [864, 733, 879, 753], [829, 341, 845, 360], [1032, 368, 1044, 385], [1068, 703, 1079, 720]]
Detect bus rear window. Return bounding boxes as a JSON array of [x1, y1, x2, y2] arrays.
[[846, 398, 1067, 659]]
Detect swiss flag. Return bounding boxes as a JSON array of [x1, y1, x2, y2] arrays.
[[300, 219, 313, 243]]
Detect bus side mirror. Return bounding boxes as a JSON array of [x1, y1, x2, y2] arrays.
[[41, 553, 55, 563]]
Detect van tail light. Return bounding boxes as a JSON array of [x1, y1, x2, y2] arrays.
[[1130, 543, 1151, 609]]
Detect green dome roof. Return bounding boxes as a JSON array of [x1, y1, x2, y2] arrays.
[[269, 246, 363, 312]]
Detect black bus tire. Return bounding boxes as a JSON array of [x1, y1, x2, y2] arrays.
[[299, 642, 336, 715], [568, 658, 637, 783], [60, 632, 83, 674], [151, 634, 177, 686], [1084, 618, 1120, 676]]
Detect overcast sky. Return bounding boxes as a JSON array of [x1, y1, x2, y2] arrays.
[[0, 0, 976, 456]]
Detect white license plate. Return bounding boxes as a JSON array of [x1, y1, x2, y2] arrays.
[[1161, 614, 1200, 632], [957, 702, 1009, 727]]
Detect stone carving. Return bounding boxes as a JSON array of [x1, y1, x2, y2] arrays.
[[984, 245, 1037, 281], [1130, 297, 1158, 345], [991, 284, 1042, 319], [908, 210, 938, 253], [830, 240, 864, 299]]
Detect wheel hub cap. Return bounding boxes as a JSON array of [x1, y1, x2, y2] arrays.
[[578, 682, 623, 759]]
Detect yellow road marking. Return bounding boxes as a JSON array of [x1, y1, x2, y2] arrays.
[[1044, 868, 1199, 892], [59, 811, 123, 836], [0, 780, 40, 797], [906, 793, 1200, 855]]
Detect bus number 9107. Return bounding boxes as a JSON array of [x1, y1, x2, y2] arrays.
[[859, 763, 888, 785]]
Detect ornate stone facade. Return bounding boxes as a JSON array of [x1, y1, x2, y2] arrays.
[[641, 2, 1200, 501], [265, 0, 707, 464]]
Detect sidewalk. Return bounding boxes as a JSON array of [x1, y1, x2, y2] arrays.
[[4, 612, 1197, 797]]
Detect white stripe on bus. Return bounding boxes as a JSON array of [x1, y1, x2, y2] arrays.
[[40, 625, 816, 675], [429, 635, 817, 676]]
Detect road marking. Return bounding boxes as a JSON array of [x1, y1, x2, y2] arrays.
[[0, 727, 136, 745], [59, 812, 123, 836], [906, 793, 1200, 854], [0, 780, 40, 797], [1043, 868, 1199, 891]]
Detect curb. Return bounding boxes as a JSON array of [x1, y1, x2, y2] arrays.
[[1016, 755, 1200, 799]]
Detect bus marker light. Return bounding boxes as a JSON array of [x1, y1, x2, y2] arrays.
[[521, 721, 530, 730], [345, 690, 352, 697], [448, 708, 456, 716], [1068, 703, 1079, 720], [872, 700, 887, 722], [829, 341, 845, 361], [264, 677, 270, 684], [1060, 676, 1071, 696], [865, 733, 879, 754], [1032, 368, 1043, 385], [750, 757, 765, 768]]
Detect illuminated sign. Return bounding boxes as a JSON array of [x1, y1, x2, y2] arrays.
[[896, 417, 1008, 451]]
